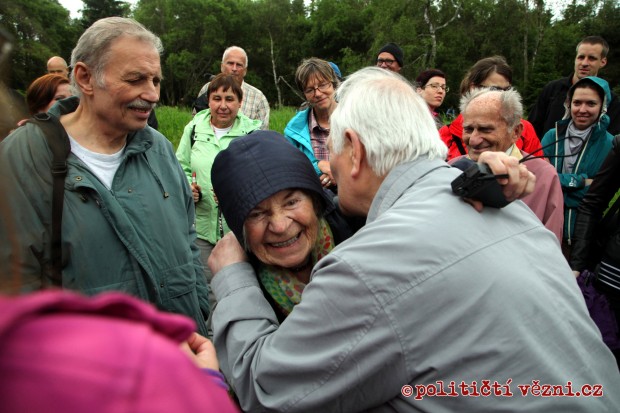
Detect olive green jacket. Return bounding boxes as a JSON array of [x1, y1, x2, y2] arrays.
[[0, 97, 210, 335]]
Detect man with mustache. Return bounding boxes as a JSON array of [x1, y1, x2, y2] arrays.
[[529, 36, 620, 137], [0, 17, 211, 336]]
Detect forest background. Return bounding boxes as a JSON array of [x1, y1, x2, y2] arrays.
[[1, 0, 619, 119]]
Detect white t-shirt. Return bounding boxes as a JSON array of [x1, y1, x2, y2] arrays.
[[69, 136, 125, 190], [212, 124, 233, 140]]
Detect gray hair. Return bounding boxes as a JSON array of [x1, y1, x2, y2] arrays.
[[460, 88, 523, 131], [294, 57, 340, 95], [222, 46, 248, 68], [70, 17, 163, 97], [330, 67, 446, 176]]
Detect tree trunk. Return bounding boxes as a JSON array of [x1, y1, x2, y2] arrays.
[[423, 0, 461, 69], [269, 30, 283, 109]]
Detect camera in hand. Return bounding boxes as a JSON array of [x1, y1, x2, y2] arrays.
[[451, 159, 510, 208]]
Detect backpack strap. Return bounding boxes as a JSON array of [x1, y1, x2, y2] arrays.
[[452, 133, 467, 155], [190, 124, 197, 147], [30, 113, 71, 287]]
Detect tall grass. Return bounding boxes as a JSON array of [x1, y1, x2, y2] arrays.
[[154, 106, 193, 149], [155, 105, 299, 150], [269, 106, 297, 134]]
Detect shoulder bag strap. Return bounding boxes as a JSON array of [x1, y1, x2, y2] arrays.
[[452, 133, 467, 155], [30, 113, 71, 287]]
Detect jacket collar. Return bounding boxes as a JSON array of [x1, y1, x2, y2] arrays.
[[367, 157, 448, 222]]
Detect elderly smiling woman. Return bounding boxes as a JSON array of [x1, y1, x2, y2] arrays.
[[210, 131, 356, 319]]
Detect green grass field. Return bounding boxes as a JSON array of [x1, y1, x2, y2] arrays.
[[155, 105, 298, 150]]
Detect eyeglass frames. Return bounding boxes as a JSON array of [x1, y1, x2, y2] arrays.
[[304, 82, 332, 96], [424, 83, 449, 92]]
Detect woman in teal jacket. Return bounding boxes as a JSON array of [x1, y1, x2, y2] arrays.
[[176, 74, 261, 306], [542, 76, 614, 258], [284, 58, 340, 191]]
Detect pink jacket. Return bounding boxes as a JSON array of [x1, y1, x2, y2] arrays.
[[0, 291, 238, 413]]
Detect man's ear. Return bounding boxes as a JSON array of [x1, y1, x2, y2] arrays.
[[601, 57, 608, 69], [511, 122, 524, 144], [345, 129, 365, 178], [73, 62, 94, 96]]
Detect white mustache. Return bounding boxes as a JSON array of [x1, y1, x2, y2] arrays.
[[128, 99, 156, 110]]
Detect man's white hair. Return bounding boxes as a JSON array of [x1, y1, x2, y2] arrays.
[[460, 88, 523, 131], [330, 67, 447, 176], [70, 17, 163, 98], [222, 46, 248, 68]]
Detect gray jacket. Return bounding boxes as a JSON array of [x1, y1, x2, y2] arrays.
[[213, 157, 620, 412]]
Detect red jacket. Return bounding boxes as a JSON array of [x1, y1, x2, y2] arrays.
[[439, 113, 543, 161]]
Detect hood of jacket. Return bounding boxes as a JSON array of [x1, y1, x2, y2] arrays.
[[563, 76, 611, 127], [211, 130, 332, 245]]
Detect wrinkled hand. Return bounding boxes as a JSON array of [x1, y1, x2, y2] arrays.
[[468, 152, 536, 212], [208, 232, 249, 276], [318, 160, 334, 188], [180, 332, 219, 370], [191, 183, 201, 204]]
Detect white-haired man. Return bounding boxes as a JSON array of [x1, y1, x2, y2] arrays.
[[0, 17, 210, 335], [201, 67, 619, 412], [452, 88, 564, 243], [197, 46, 269, 129]]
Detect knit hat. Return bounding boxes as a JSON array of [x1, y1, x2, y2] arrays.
[[211, 131, 332, 244], [377, 42, 404, 67]]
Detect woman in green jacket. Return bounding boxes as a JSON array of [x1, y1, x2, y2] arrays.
[[176, 74, 261, 307]]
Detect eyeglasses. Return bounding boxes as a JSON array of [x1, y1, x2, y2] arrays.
[[424, 83, 449, 92], [304, 82, 332, 96], [377, 58, 397, 66]]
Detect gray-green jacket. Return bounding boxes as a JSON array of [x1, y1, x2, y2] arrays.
[[0, 97, 209, 335]]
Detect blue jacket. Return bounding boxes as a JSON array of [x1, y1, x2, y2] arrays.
[[541, 76, 614, 243], [284, 108, 322, 176], [0, 97, 210, 335]]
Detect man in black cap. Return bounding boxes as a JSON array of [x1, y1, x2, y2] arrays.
[[376, 42, 403, 73]]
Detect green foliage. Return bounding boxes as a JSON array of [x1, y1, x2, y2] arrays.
[[80, 0, 131, 29], [1, 0, 78, 89], [155, 105, 192, 150], [4, 0, 619, 119], [269, 106, 297, 134]]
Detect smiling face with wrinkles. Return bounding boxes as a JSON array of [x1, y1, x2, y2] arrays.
[[244, 189, 318, 269], [86, 36, 161, 135], [462, 94, 519, 161]]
